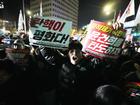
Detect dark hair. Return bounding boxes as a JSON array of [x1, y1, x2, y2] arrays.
[[68, 40, 83, 50], [94, 85, 126, 105]]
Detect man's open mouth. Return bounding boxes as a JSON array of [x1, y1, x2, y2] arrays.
[[72, 56, 78, 61]]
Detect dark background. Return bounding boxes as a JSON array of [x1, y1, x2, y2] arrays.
[[0, 0, 140, 28]]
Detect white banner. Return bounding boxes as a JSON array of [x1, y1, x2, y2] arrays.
[[29, 16, 72, 49]]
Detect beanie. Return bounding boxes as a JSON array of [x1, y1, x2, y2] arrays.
[[68, 40, 83, 50]]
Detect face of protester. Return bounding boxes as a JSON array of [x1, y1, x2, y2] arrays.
[[68, 48, 83, 65]]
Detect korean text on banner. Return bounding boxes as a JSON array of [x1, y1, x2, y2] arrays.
[[6, 48, 30, 66], [29, 16, 72, 49], [82, 20, 126, 59]]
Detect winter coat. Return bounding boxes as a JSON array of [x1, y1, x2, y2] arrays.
[[57, 58, 96, 105]]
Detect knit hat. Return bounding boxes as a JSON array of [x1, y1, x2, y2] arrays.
[[68, 40, 83, 50]]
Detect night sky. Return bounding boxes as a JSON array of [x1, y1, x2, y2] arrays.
[[0, 0, 140, 28], [78, 0, 130, 28]]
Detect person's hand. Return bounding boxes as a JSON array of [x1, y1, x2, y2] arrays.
[[112, 22, 124, 30]]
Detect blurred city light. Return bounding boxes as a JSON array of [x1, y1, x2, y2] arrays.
[[103, 2, 115, 16], [107, 21, 112, 25], [27, 10, 32, 16]]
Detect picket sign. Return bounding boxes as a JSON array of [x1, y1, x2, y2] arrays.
[[29, 16, 72, 49], [82, 20, 126, 59]]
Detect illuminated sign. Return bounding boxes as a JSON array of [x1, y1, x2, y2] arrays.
[[82, 20, 126, 59]]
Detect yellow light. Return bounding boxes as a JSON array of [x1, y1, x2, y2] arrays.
[[107, 21, 112, 25], [103, 2, 115, 15], [27, 10, 32, 15]]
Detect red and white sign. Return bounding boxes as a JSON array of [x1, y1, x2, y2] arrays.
[[82, 20, 126, 59]]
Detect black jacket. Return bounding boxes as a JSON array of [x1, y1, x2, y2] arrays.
[[58, 58, 96, 105]]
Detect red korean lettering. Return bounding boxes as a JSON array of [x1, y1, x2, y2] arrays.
[[53, 22, 62, 31], [59, 22, 65, 32], [43, 20, 55, 30], [53, 22, 66, 32], [30, 17, 42, 27]]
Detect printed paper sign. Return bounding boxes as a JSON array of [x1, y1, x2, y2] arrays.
[[29, 16, 72, 49], [6, 48, 30, 66], [82, 20, 126, 59]]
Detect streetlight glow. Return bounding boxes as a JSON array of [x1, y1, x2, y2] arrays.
[[103, 2, 116, 24], [107, 21, 112, 25], [27, 10, 32, 16], [103, 2, 115, 15], [106, 11, 111, 15]]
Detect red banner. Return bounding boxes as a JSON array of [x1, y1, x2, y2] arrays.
[[82, 20, 126, 59]]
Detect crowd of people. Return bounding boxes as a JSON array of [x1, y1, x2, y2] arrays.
[[0, 24, 140, 105]]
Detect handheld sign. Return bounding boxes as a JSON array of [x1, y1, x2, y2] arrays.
[[29, 16, 72, 49], [6, 48, 30, 66], [82, 20, 126, 59]]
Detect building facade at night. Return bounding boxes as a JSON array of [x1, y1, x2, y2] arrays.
[[30, 0, 79, 29]]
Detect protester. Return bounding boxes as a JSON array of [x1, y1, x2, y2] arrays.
[[91, 84, 129, 105], [0, 58, 38, 105], [30, 46, 65, 105], [57, 40, 98, 105], [122, 53, 140, 105]]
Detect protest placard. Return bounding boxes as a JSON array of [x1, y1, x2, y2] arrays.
[[29, 16, 72, 49], [82, 20, 126, 59], [6, 48, 30, 66]]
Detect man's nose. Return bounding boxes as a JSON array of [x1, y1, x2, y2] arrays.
[[73, 50, 76, 55]]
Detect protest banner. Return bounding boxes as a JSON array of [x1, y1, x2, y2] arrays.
[[29, 16, 72, 49], [6, 48, 30, 66], [82, 20, 126, 59]]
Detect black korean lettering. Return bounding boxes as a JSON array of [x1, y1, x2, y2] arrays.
[[42, 32, 56, 42], [53, 33, 62, 43], [53, 33, 69, 43], [33, 30, 45, 40], [60, 34, 69, 44]]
